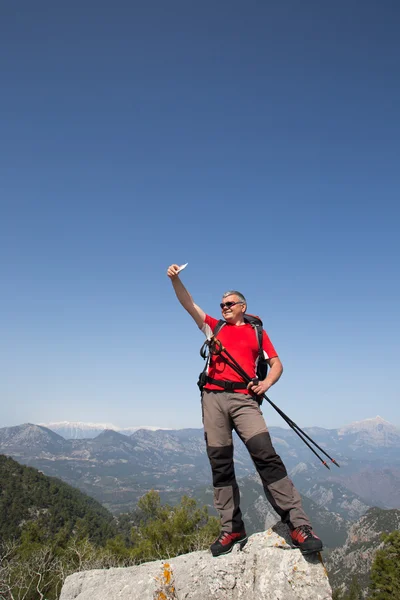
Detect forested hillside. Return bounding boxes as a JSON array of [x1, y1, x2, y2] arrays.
[[0, 455, 116, 544]]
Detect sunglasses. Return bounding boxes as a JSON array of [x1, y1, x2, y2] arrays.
[[220, 301, 243, 309]]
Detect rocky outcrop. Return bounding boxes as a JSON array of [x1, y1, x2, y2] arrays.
[[60, 525, 332, 600]]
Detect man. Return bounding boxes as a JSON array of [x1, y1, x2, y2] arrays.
[[167, 264, 323, 557]]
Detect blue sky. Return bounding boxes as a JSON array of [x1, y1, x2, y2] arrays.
[[1, 0, 399, 431]]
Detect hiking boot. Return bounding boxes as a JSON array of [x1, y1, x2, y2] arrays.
[[210, 530, 248, 557], [290, 525, 323, 554]]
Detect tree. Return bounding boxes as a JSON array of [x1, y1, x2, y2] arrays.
[[369, 530, 400, 599], [347, 576, 362, 600], [332, 576, 362, 600], [131, 492, 220, 562], [0, 539, 63, 600]]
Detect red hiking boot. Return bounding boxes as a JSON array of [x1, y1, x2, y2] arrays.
[[290, 525, 323, 554], [210, 530, 248, 557]]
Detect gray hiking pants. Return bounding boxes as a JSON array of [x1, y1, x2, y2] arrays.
[[202, 390, 311, 532]]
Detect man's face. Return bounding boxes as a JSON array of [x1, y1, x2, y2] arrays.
[[220, 294, 246, 322]]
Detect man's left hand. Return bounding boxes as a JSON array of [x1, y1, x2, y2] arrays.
[[247, 379, 270, 396]]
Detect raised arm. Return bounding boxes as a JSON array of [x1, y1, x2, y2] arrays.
[[167, 264, 205, 328]]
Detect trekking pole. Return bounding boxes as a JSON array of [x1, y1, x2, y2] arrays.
[[224, 358, 335, 470], [208, 337, 340, 469]]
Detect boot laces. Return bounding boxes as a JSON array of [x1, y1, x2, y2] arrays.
[[297, 525, 313, 538]]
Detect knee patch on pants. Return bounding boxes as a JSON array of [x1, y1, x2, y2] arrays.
[[207, 444, 236, 488], [246, 432, 287, 485]]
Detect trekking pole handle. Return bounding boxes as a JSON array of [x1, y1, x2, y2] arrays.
[[209, 336, 224, 355]]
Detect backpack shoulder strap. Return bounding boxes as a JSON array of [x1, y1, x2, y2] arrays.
[[199, 319, 226, 360], [214, 319, 226, 336], [254, 323, 263, 357], [244, 314, 264, 357]]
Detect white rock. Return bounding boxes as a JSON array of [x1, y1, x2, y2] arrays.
[[60, 526, 332, 600]]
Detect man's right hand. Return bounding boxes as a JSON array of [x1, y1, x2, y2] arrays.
[[167, 264, 181, 279]]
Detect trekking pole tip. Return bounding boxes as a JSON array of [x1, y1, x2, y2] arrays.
[[332, 459, 340, 468], [322, 461, 330, 470]]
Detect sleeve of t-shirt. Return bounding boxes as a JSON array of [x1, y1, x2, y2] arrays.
[[262, 330, 278, 359], [201, 314, 219, 339]]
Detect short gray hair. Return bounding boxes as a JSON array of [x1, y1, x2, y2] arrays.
[[222, 290, 247, 307]]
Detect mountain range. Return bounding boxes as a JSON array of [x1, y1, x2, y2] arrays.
[[38, 421, 165, 439], [0, 416, 399, 526]]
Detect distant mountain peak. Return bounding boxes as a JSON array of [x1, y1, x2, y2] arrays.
[[39, 420, 120, 430], [339, 416, 398, 434], [37, 421, 169, 440], [14, 422, 65, 439], [0, 423, 67, 452], [363, 415, 390, 425], [337, 416, 400, 449]]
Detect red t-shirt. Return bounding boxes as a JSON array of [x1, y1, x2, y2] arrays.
[[201, 315, 278, 393]]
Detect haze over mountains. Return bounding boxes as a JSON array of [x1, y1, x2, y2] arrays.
[[1, 416, 399, 523], [40, 415, 399, 442]]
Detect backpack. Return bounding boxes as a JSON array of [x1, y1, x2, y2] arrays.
[[198, 314, 269, 396]]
